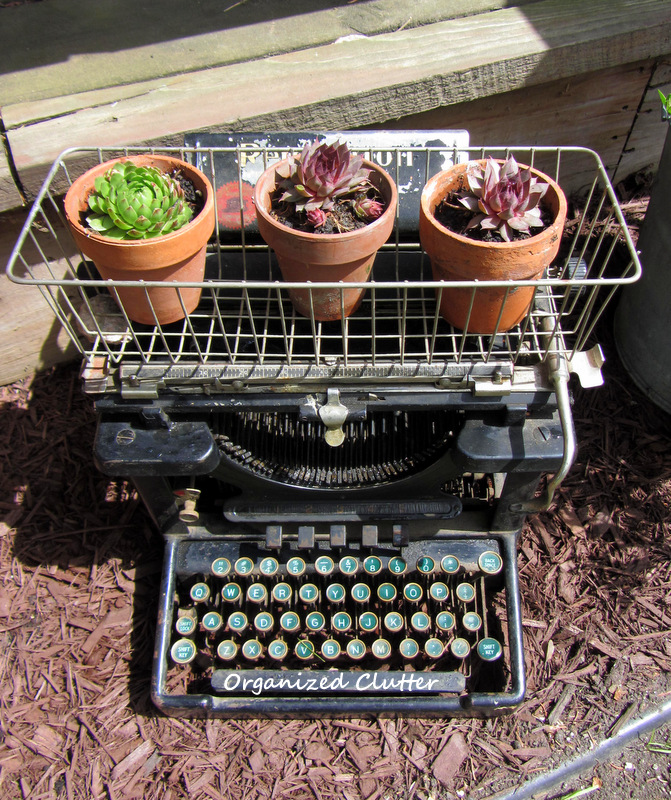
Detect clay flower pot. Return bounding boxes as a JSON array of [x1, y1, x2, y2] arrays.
[[419, 160, 567, 334], [64, 154, 215, 326], [253, 159, 397, 322]]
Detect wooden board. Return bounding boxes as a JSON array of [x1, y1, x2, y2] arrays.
[[0, 146, 23, 210]]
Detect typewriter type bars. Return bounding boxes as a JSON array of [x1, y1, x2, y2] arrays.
[[6, 137, 641, 717]]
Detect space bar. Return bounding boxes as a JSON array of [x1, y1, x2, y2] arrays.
[[211, 669, 465, 695]]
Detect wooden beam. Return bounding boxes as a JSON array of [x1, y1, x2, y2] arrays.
[[0, 146, 23, 210]]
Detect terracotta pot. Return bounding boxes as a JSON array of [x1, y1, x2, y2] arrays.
[[419, 160, 567, 334], [253, 159, 397, 321], [64, 154, 215, 325]]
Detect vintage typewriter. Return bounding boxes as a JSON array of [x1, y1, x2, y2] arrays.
[[7, 132, 640, 717]]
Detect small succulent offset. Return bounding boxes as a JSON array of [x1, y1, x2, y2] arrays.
[[458, 155, 548, 242], [659, 89, 671, 118], [85, 161, 193, 240]]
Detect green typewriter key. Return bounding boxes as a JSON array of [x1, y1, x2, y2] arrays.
[[228, 611, 248, 633], [403, 582, 423, 602], [339, 555, 359, 576], [279, 611, 301, 633], [416, 556, 435, 575], [211, 557, 231, 577], [242, 639, 263, 661], [286, 557, 306, 577], [295, 640, 315, 660], [267, 639, 289, 661], [346, 639, 366, 660], [306, 611, 326, 632], [424, 637, 445, 659], [234, 557, 255, 576], [450, 637, 471, 659], [456, 582, 476, 603], [272, 582, 292, 603], [171, 638, 197, 664], [221, 582, 242, 603], [190, 582, 210, 603], [388, 556, 407, 575], [314, 555, 335, 576], [399, 638, 420, 659], [202, 611, 223, 633], [254, 611, 274, 633], [351, 583, 371, 603], [410, 611, 431, 634], [377, 582, 397, 602], [440, 555, 460, 574], [436, 611, 456, 632], [259, 557, 279, 577], [298, 583, 319, 604], [332, 611, 352, 632], [477, 637, 503, 662], [175, 611, 197, 637], [325, 583, 346, 604], [247, 582, 268, 604], [429, 581, 449, 602], [363, 555, 382, 575], [359, 612, 379, 633], [463, 612, 482, 632], [478, 550, 503, 575], [384, 611, 405, 633], [216, 639, 237, 661], [321, 639, 341, 660], [371, 638, 392, 660]]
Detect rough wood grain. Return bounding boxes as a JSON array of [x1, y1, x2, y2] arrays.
[[0, 146, 23, 210]]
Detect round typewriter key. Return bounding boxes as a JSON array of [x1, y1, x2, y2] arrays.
[[279, 611, 300, 633], [450, 637, 471, 659], [228, 611, 248, 633], [388, 556, 407, 575], [429, 581, 449, 602], [299, 583, 319, 604], [371, 638, 392, 660], [221, 582, 242, 603], [410, 611, 431, 633], [477, 637, 503, 661], [440, 555, 460, 574], [254, 611, 274, 633], [478, 550, 503, 575], [351, 583, 371, 603], [425, 637, 445, 659], [268, 639, 289, 661], [314, 555, 335, 576], [456, 582, 476, 603], [399, 638, 420, 659], [347, 639, 367, 660], [190, 582, 210, 603], [272, 582, 292, 603], [325, 583, 346, 604], [175, 614, 197, 637], [295, 640, 315, 660], [332, 611, 352, 632], [416, 556, 435, 575], [202, 611, 223, 633], [436, 611, 456, 632], [211, 557, 231, 577], [286, 557, 306, 577], [306, 611, 326, 632], [339, 555, 359, 576], [259, 556, 279, 577], [234, 557, 254, 576], [377, 582, 397, 602], [171, 639, 197, 664], [242, 639, 262, 660], [463, 611, 482, 632], [359, 612, 379, 632], [216, 639, 237, 661], [321, 639, 341, 660], [363, 555, 382, 575], [384, 611, 404, 633], [247, 582, 268, 604], [403, 582, 423, 602]]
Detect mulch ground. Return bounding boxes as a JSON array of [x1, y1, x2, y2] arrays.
[[1, 194, 670, 800]]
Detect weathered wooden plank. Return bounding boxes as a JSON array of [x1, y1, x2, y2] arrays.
[[0, 146, 23, 210], [6, 0, 671, 203]]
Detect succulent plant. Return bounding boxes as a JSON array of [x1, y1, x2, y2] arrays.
[[85, 161, 193, 240], [659, 89, 671, 117], [457, 155, 549, 242], [354, 196, 385, 221]]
